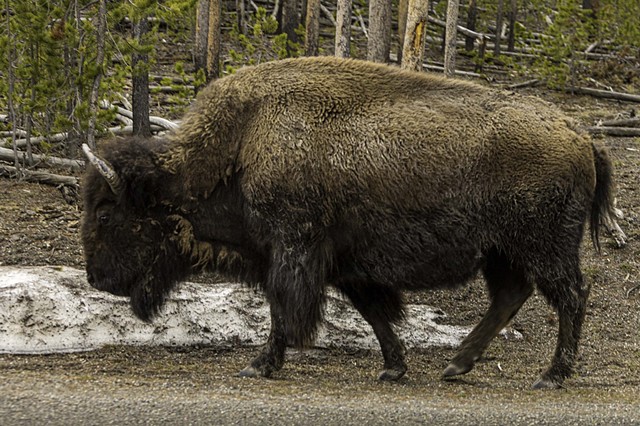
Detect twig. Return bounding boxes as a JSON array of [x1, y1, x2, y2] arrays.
[[626, 284, 640, 298]]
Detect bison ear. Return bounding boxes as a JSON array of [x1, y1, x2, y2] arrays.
[[82, 143, 123, 196]]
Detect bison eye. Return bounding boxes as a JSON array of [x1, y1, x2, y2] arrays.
[[95, 204, 114, 227], [98, 213, 110, 226]]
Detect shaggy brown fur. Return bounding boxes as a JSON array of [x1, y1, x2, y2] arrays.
[[82, 56, 617, 389]]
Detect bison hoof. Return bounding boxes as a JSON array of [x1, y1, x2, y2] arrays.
[[238, 365, 271, 378], [442, 361, 473, 378], [378, 368, 406, 381], [531, 376, 562, 390]]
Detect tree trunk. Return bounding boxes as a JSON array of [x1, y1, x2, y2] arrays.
[[493, 0, 504, 56], [367, 0, 392, 63], [195, 0, 209, 84], [87, 0, 106, 149], [304, 0, 321, 56], [281, 0, 299, 45], [206, 0, 221, 80], [334, 0, 352, 58], [507, 0, 516, 52], [401, 0, 429, 71], [4, 0, 19, 172], [236, 0, 247, 35], [132, 14, 151, 138], [465, 0, 477, 51], [397, 0, 409, 63], [582, 0, 600, 40], [443, 0, 460, 77]]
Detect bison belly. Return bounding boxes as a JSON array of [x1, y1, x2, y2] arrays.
[[331, 212, 484, 290]]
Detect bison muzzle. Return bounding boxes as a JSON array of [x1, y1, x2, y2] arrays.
[[81, 56, 619, 389]]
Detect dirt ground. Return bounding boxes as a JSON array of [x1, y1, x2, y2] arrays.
[[0, 90, 639, 423]]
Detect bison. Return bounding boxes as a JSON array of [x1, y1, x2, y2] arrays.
[[81, 56, 618, 389]]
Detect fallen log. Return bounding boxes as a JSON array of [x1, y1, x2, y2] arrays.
[[5, 132, 69, 149], [0, 164, 78, 187], [507, 79, 540, 89], [599, 117, 640, 127], [0, 147, 84, 171], [585, 126, 640, 137], [568, 87, 640, 103], [101, 101, 179, 131]]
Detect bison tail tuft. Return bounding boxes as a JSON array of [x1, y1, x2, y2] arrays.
[[590, 142, 625, 251]]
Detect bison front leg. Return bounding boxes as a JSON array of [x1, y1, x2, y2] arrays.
[[337, 280, 407, 381], [239, 305, 287, 378], [241, 241, 328, 377]]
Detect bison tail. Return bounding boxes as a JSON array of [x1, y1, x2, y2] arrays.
[[590, 142, 626, 251]]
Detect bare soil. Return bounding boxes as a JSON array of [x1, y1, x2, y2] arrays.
[[0, 90, 639, 423]]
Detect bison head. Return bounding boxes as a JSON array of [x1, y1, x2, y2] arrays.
[[81, 138, 191, 321]]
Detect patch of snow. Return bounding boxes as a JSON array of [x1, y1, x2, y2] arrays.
[[0, 266, 518, 355]]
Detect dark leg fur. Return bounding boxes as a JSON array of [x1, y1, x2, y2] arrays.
[[337, 280, 408, 381], [267, 242, 329, 348], [444, 249, 533, 378], [239, 304, 287, 378], [531, 260, 589, 389]]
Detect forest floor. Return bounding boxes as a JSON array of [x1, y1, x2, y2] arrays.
[[1, 81, 640, 424]]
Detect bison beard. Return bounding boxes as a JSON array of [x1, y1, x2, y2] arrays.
[[81, 56, 621, 390]]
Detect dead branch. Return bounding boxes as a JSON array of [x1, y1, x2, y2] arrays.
[[108, 125, 165, 135], [585, 126, 640, 137], [0, 147, 84, 171], [150, 85, 196, 94], [427, 15, 488, 42], [568, 87, 640, 103], [101, 101, 179, 131], [0, 164, 78, 187], [507, 79, 540, 89], [599, 117, 640, 127], [8, 132, 69, 149], [320, 4, 336, 27]]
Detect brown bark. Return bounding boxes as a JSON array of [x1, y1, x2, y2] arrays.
[[401, 0, 429, 71], [206, 0, 221, 80], [465, 0, 477, 51], [367, 0, 392, 63], [87, 0, 106, 149], [493, 0, 503, 56], [397, 0, 409, 62], [304, 0, 321, 56], [334, 0, 352, 58], [281, 0, 299, 45], [132, 14, 151, 137], [444, 0, 460, 77], [195, 0, 209, 83], [507, 0, 516, 52]]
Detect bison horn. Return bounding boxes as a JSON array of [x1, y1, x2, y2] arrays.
[[81, 143, 123, 196]]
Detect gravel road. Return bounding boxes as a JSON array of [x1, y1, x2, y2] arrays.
[[2, 346, 639, 425]]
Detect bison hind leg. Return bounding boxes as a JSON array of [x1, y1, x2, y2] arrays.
[[530, 259, 589, 390], [336, 279, 407, 381], [444, 249, 533, 379]]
